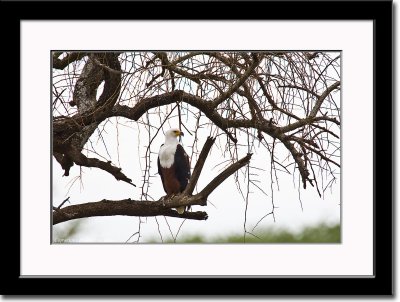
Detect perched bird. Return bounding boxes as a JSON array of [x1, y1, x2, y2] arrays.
[[158, 128, 191, 214]]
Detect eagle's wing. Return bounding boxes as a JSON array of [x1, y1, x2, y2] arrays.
[[175, 144, 191, 192]]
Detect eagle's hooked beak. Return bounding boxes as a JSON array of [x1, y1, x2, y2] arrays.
[[176, 130, 184, 137]]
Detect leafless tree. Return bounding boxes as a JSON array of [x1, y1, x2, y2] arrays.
[[52, 51, 340, 239]]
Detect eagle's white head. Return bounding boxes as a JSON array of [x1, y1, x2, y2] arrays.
[[159, 128, 185, 168], [164, 128, 184, 144]]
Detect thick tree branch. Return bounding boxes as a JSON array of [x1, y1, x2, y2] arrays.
[[53, 152, 74, 176], [278, 136, 311, 189], [90, 55, 124, 74], [309, 81, 340, 117], [112, 91, 240, 142], [95, 53, 122, 109], [54, 90, 266, 147], [71, 55, 103, 112], [67, 147, 135, 186], [183, 136, 216, 195], [280, 116, 340, 134], [53, 199, 208, 225], [53, 52, 87, 70], [199, 153, 253, 198]]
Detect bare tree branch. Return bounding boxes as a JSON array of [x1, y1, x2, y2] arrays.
[[95, 53, 122, 109], [309, 81, 340, 117], [52, 52, 87, 70], [53, 199, 208, 225], [183, 136, 215, 195], [280, 115, 340, 134], [67, 147, 135, 186], [199, 153, 253, 198]]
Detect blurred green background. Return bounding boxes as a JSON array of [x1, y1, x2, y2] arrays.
[[149, 223, 340, 243], [54, 222, 340, 244]]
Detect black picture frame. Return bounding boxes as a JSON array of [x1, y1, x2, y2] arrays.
[[6, 0, 393, 296]]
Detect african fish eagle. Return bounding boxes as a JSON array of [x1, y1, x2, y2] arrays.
[[158, 128, 191, 214]]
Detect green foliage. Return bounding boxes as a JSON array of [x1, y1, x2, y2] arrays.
[[150, 223, 340, 243]]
